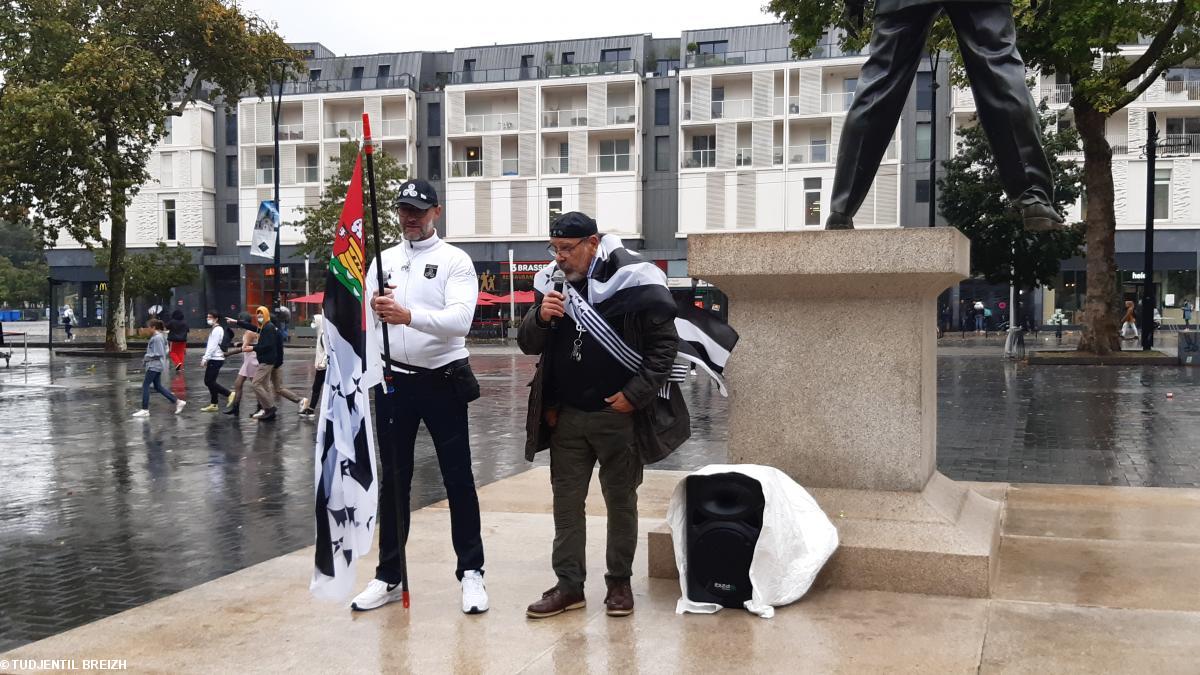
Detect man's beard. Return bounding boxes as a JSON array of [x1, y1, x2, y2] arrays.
[[402, 224, 434, 241], [564, 269, 586, 283]]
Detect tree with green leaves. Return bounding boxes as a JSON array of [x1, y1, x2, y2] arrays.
[[940, 107, 1084, 292], [769, 0, 1200, 354], [0, 220, 48, 306], [96, 242, 199, 333], [295, 140, 409, 263], [0, 0, 300, 351]]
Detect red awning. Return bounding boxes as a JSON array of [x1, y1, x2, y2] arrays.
[[492, 290, 536, 304], [478, 291, 505, 303], [289, 292, 325, 304]]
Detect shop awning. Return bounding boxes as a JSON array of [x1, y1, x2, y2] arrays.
[[491, 291, 536, 304], [289, 292, 325, 304]]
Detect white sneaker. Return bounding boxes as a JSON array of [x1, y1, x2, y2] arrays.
[[461, 570, 489, 614], [299, 397, 309, 412], [350, 579, 404, 611], [131, 409, 150, 418], [175, 399, 187, 414]]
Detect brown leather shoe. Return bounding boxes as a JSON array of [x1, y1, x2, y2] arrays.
[[604, 578, 634, 617], [526, 585, 586, 619]]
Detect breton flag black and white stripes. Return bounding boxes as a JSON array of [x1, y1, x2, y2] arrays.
[[533, 234, 738, 396]]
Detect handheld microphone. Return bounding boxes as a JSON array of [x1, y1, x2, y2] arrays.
[[550, 269, 566, 329]]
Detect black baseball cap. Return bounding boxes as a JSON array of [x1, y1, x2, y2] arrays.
[[550, 211, 598, 238], [395, 179, 439, 210]]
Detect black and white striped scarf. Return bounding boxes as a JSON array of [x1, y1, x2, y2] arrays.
[[533, 234, 738, 396]]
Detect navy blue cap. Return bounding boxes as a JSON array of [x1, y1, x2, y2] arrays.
[[395, 179, 439, 209], [550, 211, 598, 238]]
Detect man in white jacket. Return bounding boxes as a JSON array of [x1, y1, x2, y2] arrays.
[[299, 311, 326, 418], [351, 179, 488, 616]]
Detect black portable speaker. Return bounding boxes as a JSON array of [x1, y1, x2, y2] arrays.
[[685, 472, 766, 608]]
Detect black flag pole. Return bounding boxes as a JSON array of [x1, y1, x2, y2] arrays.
[[362, 112, 409, 608]]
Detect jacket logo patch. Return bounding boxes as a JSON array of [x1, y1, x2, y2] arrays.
[[424, 264, 438, 279]]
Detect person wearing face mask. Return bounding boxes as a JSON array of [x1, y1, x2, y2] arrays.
[[223, 311, 259, 417], [199, 310, 232, 412], [244, 305, 302, 421], [299, 310, 326, 419]]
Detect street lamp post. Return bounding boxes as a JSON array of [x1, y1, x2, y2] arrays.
[[927, 50, 942, 228], [1142, 112, 1159, 351]]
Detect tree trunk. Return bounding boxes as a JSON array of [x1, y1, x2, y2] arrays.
[[103, 126, 128, 352], [1075, 105, 1121, 355]]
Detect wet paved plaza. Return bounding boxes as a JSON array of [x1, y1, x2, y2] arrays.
[[2, 337, 1199, 650]]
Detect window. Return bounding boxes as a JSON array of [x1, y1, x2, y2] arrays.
[[697, 40, 728, 54], [462, 59, 476, 84], [351, 66, 363, 80], [163, 117, 173, 144], [463, 59, 475, 71], [561, 52, 574, 65], [916, 72, 933, 111], [465, 146, 482, 177], [164, 200, 177, 240], [160, 153, 174, 187], [689, 134, 716, 168], [843, 78, 858, 94], [915, 179, 930, 203], [1165, 116, 1200, 150], [1155, 168, 1171, 220], [655, 89, 670, 126], [600, 48, 631, 62], [225, 111, 237, 145], [428, 146, 442, 180], [598, 138, 631, 171], [915, 122, 932, 161], [225, 155, 237, 187], [811, 136, 828, 163], [226, 203, 238, 224], [804, 178, 822, 226], [521, 54, 533, 68], [655, 59, 679, 77], [309, 69, 321, 81], [548, 187, 563, 223], [377, 64, 390, 80], [427, 102, 442, 137], [559, 142, 569, 174], [655, 136, 670, 172]]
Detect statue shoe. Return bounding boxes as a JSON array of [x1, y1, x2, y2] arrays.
[[1022, 202, 1066, 232], [825, 211, 855, 230]]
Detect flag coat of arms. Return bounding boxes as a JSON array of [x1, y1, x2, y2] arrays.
[[311, 152, 378, 600]]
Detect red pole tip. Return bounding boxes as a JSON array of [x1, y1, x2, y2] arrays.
[[361, 113, 372, 139], [402, 591, 411, 608]]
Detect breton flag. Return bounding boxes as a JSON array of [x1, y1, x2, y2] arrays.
[[532, 233, 739, 395], [311, 152, 378, 601]]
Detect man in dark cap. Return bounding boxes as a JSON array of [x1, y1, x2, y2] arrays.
[[519, 211, 684, 620], [829, 0, 1063, 231], [354, 179, 489, 615]]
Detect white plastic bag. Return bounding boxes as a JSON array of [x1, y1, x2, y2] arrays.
[[668, 464, 838, 618]]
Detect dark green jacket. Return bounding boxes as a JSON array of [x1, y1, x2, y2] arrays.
[[518, 303, 690, 465], [873, 0, 1008, 14]]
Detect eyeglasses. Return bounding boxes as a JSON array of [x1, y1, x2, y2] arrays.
[[547, 241, 585, 257], [399, 204, 430, 218]]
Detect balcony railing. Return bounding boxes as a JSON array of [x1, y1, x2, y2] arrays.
[[588, 153, 633, 173], [1161, 133, 1200, 154], [1060, 135, 1129, 158], [607, 106, 637, 125], [255, 168, 274, 184], [464, 112, 519, 132], [544, 59, 639, 79], [1043, 83, 1073, 105], [449, 160, 483, 178], [772, 145, 785, 166], [379, 118, 408, 136], [542, 156, 569, 174], [683, 102, 692, 121], [735, 147, 753, 167], [682, 43, 865, 69], [274, 73, 415, 96], [500, 158, 520, 176], [296, 166, 319, 183], [277, 124, 305, 141], [327, 120, 363, 138], [788, 143, 833, 165], [452, 67, 540, 84], [1161, 79, 1200, 101], [712, 98, 754, 120], [953, 87, 975, 109], [542, 109, 588, 128], [681, 149, 717, 169], [822, 92, 854, 113]]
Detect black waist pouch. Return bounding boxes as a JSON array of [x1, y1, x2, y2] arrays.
[[445, 359, 481, 404]]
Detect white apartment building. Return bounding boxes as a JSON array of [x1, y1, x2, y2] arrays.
[[442, 60, 643, 241]]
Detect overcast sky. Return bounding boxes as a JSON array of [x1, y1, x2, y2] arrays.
[[239, 0, 779, 56]]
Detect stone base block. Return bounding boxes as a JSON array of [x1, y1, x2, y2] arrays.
[[647, 472, 1001, 598]]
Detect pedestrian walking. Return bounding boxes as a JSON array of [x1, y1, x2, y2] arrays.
[[1121, 299, 1139, 340], [166, 309, 189, 371], [60, 304, 75, 341], [222, 313, 259, 416], [200, 310, 232, 412], [299, 310, 326, 419], [351, 179, 489, 615], [1184, 299, 1193, 328], [519, 212, 688, 620], [245, 306, 302, 421], [973, 300, 985, 334], [132, 319, 186, 418]]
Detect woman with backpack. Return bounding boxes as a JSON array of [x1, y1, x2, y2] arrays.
[[166, 309, 189, 371], [200, 310, 232, 412]]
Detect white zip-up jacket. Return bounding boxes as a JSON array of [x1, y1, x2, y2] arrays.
[[203, 325, 226, 362], [364, 233, 478, 382]]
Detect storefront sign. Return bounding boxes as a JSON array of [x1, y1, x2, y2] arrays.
[[501, 261, 549, 275]]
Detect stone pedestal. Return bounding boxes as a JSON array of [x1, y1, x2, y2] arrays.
[[648, 229, 1001, 597]]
